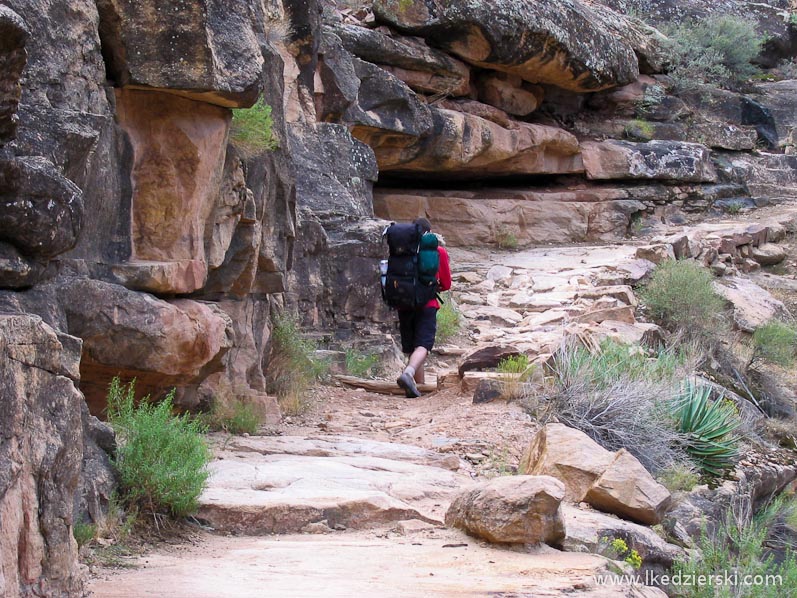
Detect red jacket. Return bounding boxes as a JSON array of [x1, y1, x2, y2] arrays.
[[426, 246, 451, 309]]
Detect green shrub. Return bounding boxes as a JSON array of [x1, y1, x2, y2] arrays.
[[624, 118, 655, 141], [674, 381, 741, 476], [664, 15, 764, 90], [497, 354, 534, 401], [230, 98, 278, 156], [640, 259, 726, 337], [203, 395, 263, 435], [753, 321, 797, 367], [436, 292, 462, 343], [494, 227, 519, 250], [657, 463, 701, 493], [672, 497, 797, 597], [600, 537, 643, 570], [345, 348, 380, 378], [267, 314, 328, 415], [555, 338, 688, 390], [107, 378, 211, 518], [73, 522, 96, 548]]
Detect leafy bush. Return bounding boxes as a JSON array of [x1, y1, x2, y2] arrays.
[[230, 98, 278, 156], [436, 292, 462, 343], [73, 522, 96, 548], [345, 349, 380, 379], [107, 378, 211, 518], [267, 314, 328, 415], [663, 15, 764, 90], [674, 381, 741, 476], [753, 321, 797, 367], [672, 497, 797, 597], [640, 260, 726, 338]]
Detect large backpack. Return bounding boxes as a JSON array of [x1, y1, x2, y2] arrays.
[[382, 222, 439, 309]]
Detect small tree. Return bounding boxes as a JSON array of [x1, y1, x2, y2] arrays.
[[640, 259, 726, 338]]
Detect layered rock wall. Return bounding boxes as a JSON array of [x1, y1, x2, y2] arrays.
[[1, 0, 797, 594]]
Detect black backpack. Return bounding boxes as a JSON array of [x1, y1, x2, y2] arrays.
[[381, 223, 439, 309]]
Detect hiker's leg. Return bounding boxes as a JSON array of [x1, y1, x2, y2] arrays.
[[410, 307, 437, 384], [407, 347, 428, 384]]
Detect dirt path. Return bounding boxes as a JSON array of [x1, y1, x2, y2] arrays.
[[88, 527, 661, 598]]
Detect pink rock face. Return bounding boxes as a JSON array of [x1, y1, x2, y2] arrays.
[[0, 315, 85, 598], [59, 278, 234, 414], [374, 187, 644, 246], [115, 88, 231, 293], [361, 108, 583, 177]]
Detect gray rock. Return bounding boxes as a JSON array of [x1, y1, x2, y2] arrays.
[[372, 0, 639, 92], [0, 6, 28, 143], [562, 505, 685, 576], [0, 156, 83, 258], [334, 24, 470, 96], [582, 140, 717, 182], [96, 0, 264, 106]]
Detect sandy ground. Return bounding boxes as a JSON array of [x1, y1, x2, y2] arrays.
[[87, 527, 644, 598]]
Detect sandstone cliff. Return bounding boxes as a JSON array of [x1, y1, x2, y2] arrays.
[[1, 0, 797, 595]]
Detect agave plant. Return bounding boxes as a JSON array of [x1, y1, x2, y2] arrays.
[[674, 381, 741, 476]]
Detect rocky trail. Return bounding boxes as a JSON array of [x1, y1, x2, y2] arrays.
[[87, 206, 797, 598]]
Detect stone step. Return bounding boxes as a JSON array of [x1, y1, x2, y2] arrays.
[[196, 435, 469, 534]]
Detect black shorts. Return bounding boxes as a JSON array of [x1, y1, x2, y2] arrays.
[[398, 307, 438, 354]]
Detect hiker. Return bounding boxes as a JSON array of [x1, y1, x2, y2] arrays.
[[384, 217, 451, 398]]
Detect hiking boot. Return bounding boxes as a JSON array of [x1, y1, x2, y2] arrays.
[[397, 372, 422, 398]]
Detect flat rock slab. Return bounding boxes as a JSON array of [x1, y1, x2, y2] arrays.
[[197, 436, 469, 533], [88, 531, 667, 598]]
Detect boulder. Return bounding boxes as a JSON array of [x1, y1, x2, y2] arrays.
[[585, 449, 672, 525], [0, 314, 85, 598], [0, 5, 28, 143], [0, 156, 83, 258], [576, 305, 636, 325], [713, 277, 786, 332], [477, 72, 541, 116], [0, 241, 41, 289], [751, 243, 786, 266], [757, 80, 797, 148], [519, 423, 616, 502], [581, 140, 717, 182], [472, 378, 505, 404], [366, 107, 583, 178], [445, 475, 566, 545], [635, 244, 675, 264], [562, 505, 684, 576], [334, 24, 470, 96], [57, 277, 234, 414], [95, 0, 264, 106], [688, 121, 757, 151], [74, 405, 116, 527], [372, 0, 639, 92], [436, 98, 514, 129]]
